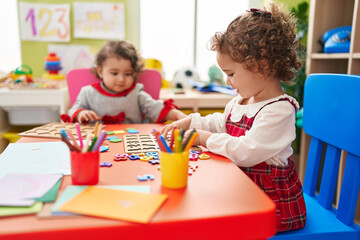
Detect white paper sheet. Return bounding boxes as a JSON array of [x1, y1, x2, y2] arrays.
[[0, 142, 71, 179], [0, 173, 63, 206]]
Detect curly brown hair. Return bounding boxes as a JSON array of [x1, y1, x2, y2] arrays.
[[210, 2, 301, 82], [91, 40, 145, 81]]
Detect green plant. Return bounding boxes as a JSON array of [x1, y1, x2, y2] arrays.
[[281, 1, 309, 153], [281, 1, 308, 107]]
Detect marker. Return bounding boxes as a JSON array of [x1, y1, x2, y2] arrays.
[[75, 123, 83, 148], [92, 130, 107, 152]]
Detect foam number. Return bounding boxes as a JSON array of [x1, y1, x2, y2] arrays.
[[20, 2, 70, 42]]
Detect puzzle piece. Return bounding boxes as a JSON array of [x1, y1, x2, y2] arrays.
[[100, 146, 109, 152], [148, 159, 160, 165], [198, 153, 210, 160], [100, 161, 112, 167], [114, 153, 128, 161], [189, 153, 198, 161], [137, 174, 155, 181]]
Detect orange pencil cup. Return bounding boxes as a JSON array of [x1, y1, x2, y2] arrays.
[[70, 151, 99, 185], [160, 151, 189, 189]]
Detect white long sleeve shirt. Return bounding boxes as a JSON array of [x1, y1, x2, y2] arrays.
[[189, 94, 299, 167]]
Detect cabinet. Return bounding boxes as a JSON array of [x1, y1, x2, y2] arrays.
[[299, 0, 360, 223]]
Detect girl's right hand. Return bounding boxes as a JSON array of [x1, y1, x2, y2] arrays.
[[76, 110, 101, 124], [160, 116, 192, 138]]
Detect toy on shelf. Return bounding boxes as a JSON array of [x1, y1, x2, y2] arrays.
[[320, 26, 352, 53], [208, 65, 225, 86], [172, 66, 201, 89], [42, 53, 65, 80], [10, 64, 33, 83]]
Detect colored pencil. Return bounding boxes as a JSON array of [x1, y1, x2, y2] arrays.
[[75, 123, 83, 148], [182, 129, 196, 150], [60, 129, 69, 141], [88, 136, 97, 152], [154, 131, 166, 152], [66, 129, 81, 150], [159, 135, 172, 153], [82, 132, 92, 153], [93, 121, 99, 138], [176, 135, 183, 152], [173, 128, 180, 152], [179, 128, 185, 139], [61, 134, 78, 151], [184, 132, 198, 152], [92, 130, 107, 152], [169, 127, 176, 151], [97, 123, 103, 138]]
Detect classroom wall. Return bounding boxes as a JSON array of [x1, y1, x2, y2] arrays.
[[19, 0, 140, 78]]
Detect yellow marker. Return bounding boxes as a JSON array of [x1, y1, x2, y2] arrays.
[[184, 132, 198, 152]]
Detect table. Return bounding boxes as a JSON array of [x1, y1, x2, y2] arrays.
[[160, 89, 234, 112], [0, 124, 276, 240], [0, 86, 70, 125]]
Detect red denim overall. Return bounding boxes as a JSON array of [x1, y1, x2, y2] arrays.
[[225, 98, 306, 232]]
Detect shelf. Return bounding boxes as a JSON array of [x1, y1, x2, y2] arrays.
[[311, 53, 350, 59], [352, 53, 360, 59]]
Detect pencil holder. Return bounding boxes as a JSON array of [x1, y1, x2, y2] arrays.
[[160, 151, 189, 189], [70, 151, 99, 185]]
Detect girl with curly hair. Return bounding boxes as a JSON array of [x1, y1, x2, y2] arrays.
[[66, 40, 186, 124], [161, 3, 306, 232]]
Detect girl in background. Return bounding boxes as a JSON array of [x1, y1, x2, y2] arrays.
[[64, 40, 186, 124]]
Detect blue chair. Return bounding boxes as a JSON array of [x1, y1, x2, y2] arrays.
[[271, 74, 360, 239]]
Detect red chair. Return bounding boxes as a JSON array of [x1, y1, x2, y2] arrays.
[[66, 68, 162, 106]]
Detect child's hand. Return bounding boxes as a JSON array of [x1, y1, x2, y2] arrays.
[[76, 110, 101, 124], [183, 129, 212, 147], [160, 116, 192, 138]]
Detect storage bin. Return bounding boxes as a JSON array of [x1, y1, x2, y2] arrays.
[[3, 106, 60, 125]]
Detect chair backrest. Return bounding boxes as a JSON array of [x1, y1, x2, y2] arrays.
[[66, 68, 162, 106], [302, 73, 360, 226]]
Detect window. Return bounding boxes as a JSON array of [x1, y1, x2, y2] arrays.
[[140, 0, 249, 82], [0, 0, 21, 73]]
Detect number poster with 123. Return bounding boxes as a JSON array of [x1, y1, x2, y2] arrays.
[[19, 2, 70, 42]]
